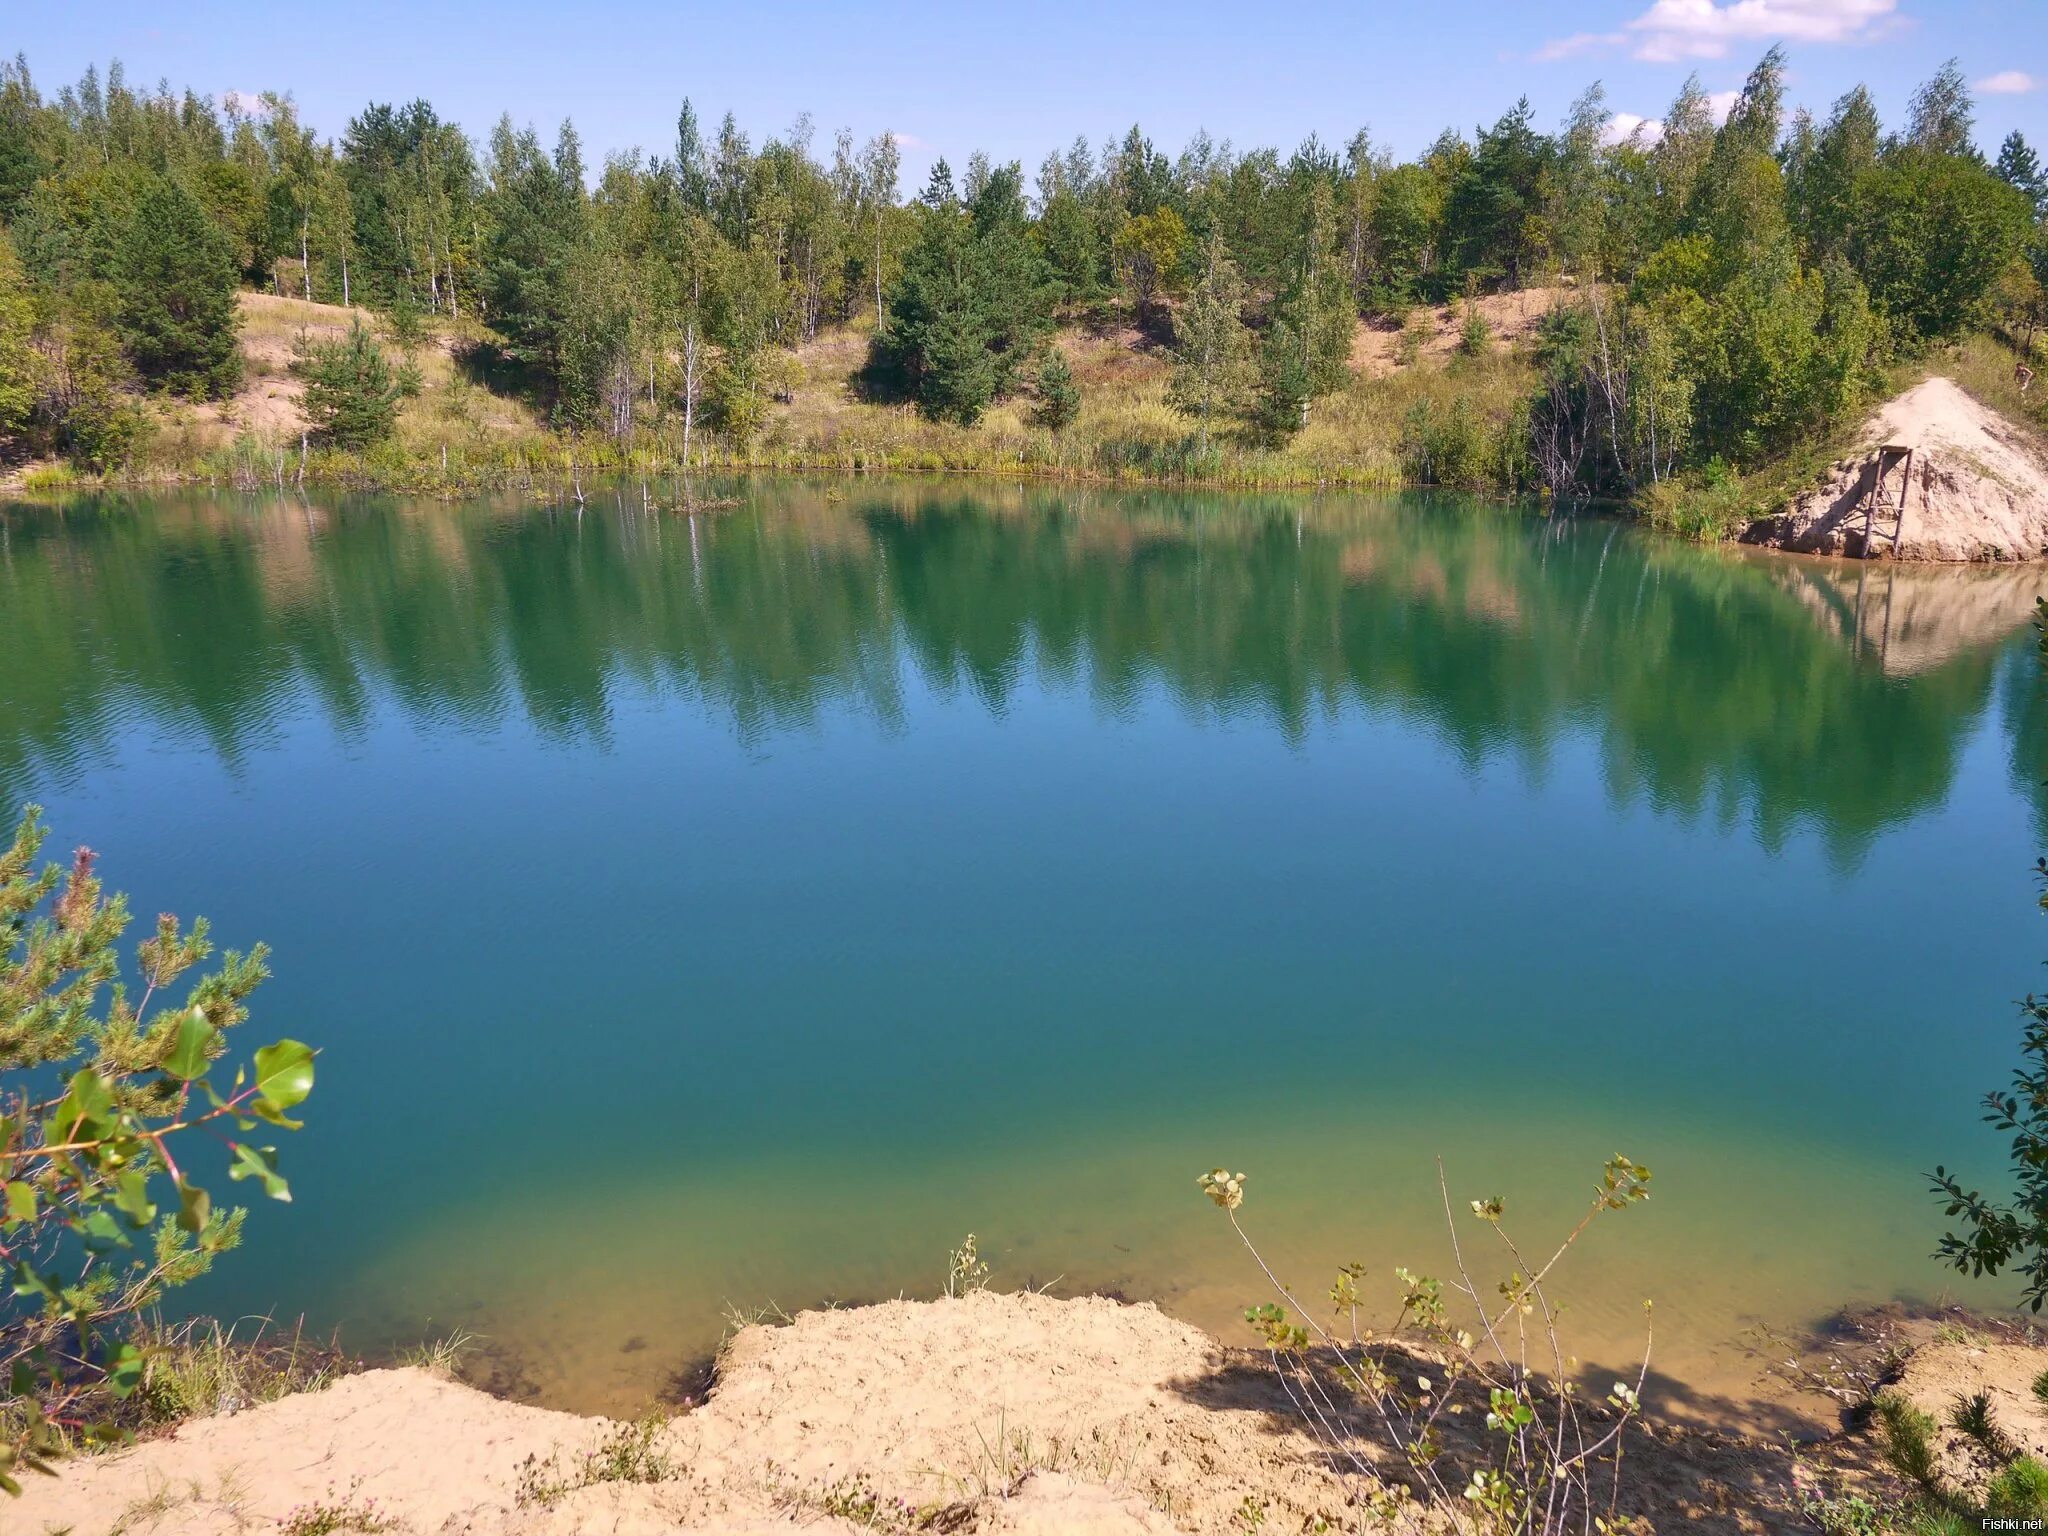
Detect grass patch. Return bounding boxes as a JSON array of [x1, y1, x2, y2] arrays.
[[514, 1414, 677, 1508]]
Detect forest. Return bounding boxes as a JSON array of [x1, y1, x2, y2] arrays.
[[0, 48, 2041, 512]]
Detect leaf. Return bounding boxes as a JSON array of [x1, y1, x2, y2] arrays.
[[76, 1208, 127, 1254], [161, 1008, 220, 1081], [228, 1143, 290, 1202], [49, 1069, 113, 1140], [251, 1040, 314, 1118], [175, 1182, 212, 1234], [104, 1344, 144, 1399], [113, 1170, 155, 1228], [3, 1182, 35, 1227]]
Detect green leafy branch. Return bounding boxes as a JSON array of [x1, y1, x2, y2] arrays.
[[0, 807, 314, 1494]]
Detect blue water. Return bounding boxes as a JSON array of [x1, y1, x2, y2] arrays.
[[2, 480, 2041, 1414]]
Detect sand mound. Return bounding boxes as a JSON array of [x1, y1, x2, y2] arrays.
[[20, 1289, 2031, 1535], [1743, 377, 2048, 562], [1351, 286, 1568, 377]]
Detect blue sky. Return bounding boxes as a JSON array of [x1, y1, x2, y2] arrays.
[[12, 1, 2042, 185]]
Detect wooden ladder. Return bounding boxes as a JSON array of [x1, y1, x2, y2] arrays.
[[1860, 443, 1914, 557]]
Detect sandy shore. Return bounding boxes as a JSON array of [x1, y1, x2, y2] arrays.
[[19, 1290, 2039, 1535]]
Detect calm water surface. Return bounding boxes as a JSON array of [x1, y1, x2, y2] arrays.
[[3, 481, 2044, 1419]]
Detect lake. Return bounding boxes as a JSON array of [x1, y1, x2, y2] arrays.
[[3, 479, 2043, 1422]]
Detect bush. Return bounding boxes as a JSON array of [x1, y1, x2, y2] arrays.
[[1198, 1155, 1653, 1534], [0, 807, 312, 1492]]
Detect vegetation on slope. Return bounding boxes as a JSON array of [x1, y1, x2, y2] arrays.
[[0, 51, 2041, 523]]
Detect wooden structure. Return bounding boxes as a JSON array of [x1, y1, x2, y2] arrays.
[[1859, 442, 1915, 557]]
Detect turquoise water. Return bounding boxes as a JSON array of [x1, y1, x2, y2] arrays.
[[2, 481, 2042, 1416]]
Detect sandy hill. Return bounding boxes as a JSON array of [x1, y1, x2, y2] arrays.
[[1743, 377, 2048, 562], [17, 1289, 2018, 1536]]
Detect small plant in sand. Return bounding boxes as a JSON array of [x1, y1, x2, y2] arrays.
[[279, 1480, 397, 1536], [944, 1232, 989, 1298], [515, 1414, 675, 1507], [0, 807, 315, 1494], [1197, 1156, 1653, 1535], [1949, 1389, 2015, 1463]]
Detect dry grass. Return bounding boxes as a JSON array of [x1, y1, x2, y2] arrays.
[[100, 287, 1536, 495]]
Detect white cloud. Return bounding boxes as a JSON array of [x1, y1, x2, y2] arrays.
[[1541, 0, 1904, 64], [889, 131, 926, 149], [1976, 70, 2037, 95], [1603, 111, 1664, 144], [1536, 31, 1627, 61], [1604, 90, 1740, 144], [223, 88, 269, 117]]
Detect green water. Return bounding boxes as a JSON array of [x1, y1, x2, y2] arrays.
[[2, 480, 2043, 1418]]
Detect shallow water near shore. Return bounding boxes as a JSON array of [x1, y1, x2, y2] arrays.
[[2, 479, 2043, 1423]]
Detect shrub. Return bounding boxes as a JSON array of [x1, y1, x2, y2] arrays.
[[1197, 1155, 1652, 1533], [1459, 304, 1495, 357], [0, 807, 313, 1493]]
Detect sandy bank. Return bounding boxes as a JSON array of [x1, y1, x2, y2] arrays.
[[18, 1291, 2030, 1535], [1743, 377, 2048, 562]]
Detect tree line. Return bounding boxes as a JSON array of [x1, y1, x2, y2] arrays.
[[0, 50, 2041, 492]]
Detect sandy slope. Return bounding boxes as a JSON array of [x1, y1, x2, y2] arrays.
[[1744, 377, 2048, 561], [21, 1291, 2035, 1536]]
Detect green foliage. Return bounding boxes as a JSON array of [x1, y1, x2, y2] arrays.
[[1988, 1457, 2048, 1520], [1848, 147, 2032, 341], [1458, 302, 1494, 358], [0, 44, 2028, 510], [0, 807, 312, 1493], [1110, 204, 1185, 323], [1169, 234, 1255, 448], [1256, 181, 1353, 438], [292, 321, 404, 449], [874, 160, 1053, 425], [1199, 1156, 1650, 1534], [1930, 857, 2048, 1312], [0, 230, 33, 442], [1948, 1388, 2014, 1462], [1031, 349, 1080, 433], [1873, 1392, 1941, 1493], [108, 174, 241, 399]]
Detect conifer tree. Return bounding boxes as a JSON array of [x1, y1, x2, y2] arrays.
[[109, 173, 241, 399], [1032, 347, 1080, 432], [292, 319, 404, 448]]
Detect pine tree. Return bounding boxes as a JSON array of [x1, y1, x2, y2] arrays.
[[292, 320, 403, 448], [1168, 233, 1253, 449], [1032, 348, 1080, 432], [110, 173, 241, 399], [1996, 132, 2045, 216]]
